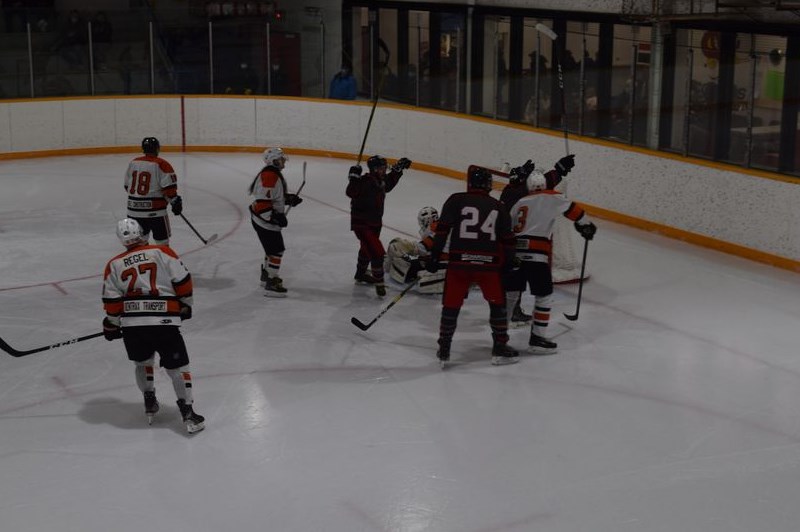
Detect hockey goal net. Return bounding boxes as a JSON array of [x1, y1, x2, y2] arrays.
[[551, 180, 589, 284]]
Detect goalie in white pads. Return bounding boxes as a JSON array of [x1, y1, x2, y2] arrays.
[[506, 170, 596, 354], [385, 206, 446, 294], [102, 218, 205, 434]]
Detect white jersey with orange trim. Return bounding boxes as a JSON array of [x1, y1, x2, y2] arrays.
[[509, 190, 587, 263], [102, 244, 193, 327], [124, 155, 178, 218], [249, 166, 287, 232]]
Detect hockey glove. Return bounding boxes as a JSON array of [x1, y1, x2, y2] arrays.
[[286, 193, 303, 207], [555, 154, 576, 177], [575, 221, 597, 240], [170, 195, 183, 216], [270, 211, 288, 228], [102, 317, 122, 341], [391, 157, 412, 173], [179, 304, 193, 321], [405, 258, 424, 282], [425, 257, 440, 274], [348, 165, 363, 180], [511, 159, 534, 178]]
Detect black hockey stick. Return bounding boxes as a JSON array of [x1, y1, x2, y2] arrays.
[[351, 280, 417, 331], [179, 213, 218, 246], [356, 44, 391, 166], [535, 23, 570, 156], [564, 238, 589, 321], [285, 161, 307, 216], [0, 331, 104, 357]]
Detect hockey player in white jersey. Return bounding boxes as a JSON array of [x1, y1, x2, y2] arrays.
[[102, 218, 205, 434], [248, 147, 303, 297], [506, 170, 596, 354], [124, 137, 183, 245]]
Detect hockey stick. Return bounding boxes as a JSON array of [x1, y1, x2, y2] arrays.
[[535, 23, 570, 156], [285, 161, 306, 216], [355, 45, 391, 166], [564, 238, 589, 321], [0, 331, 104, 357], [179, 213, 218, 246], [351, 280, 417, 331]]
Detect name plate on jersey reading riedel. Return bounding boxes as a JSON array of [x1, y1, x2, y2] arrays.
[[124, 300, 167, 313]]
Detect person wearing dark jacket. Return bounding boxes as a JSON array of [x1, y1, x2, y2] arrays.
[[346, 154, 412, 296]]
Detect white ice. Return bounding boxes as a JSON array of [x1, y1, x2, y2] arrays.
[[1, 153, 800, 532]]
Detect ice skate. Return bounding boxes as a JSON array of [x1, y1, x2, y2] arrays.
[[528, 334, 557, 355], [177, 399, 205, 434], [354, 272, 378, 285], [259, 265, 268, 287], [436, 341, 451, 370], [264, 276, 288, 298], [491, 343, 520, 366], [375, 283, 386, 297], [510, 303, 532, 328], [144, 390, 159, 425]]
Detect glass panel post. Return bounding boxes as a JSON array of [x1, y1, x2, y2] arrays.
[[208, 21, 214, 94], [746, 36, 757, 167], [27, 22, 34, 98], [88, 21, 95, 95], [266, 22, 272, 94], [149, 21, 155, 94], [682, 47, 693, 157]]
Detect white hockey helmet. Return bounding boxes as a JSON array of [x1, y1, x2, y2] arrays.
[[417, 206, 439, 230], [527, 169, 547, 192], [117, 218, 146, 247], [263, 147, 287, 167]]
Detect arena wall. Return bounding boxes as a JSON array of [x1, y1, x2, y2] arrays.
[[0, 95, 797, 271]]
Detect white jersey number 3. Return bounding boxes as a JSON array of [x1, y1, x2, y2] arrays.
[[459, 207, 497, 241]]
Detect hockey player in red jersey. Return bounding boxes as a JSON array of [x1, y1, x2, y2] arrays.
[[101, 218, 205, 434], [248, 147, 303, 297], [124, 137, 182, 245], [506, 169, 596, 354], [346, 154, 412, 297], [426, 166, 520, 368]]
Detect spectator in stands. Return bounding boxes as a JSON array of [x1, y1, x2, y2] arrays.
[[329, 64, 357, 100], [91, 11, 112, 69], [54, 9, 87, 68]]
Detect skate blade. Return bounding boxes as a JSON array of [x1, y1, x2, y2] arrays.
[[147, 413, 156, 425], [491, 356, 520, 366], [186, 422, 205, 434], [263, 291, 288, 298], [527, 346, 558, 355]]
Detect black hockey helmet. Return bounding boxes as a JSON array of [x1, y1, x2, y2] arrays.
[[141, 137, 160, 155], [367, 155, 387, 172], [467, 166, 492, 191]]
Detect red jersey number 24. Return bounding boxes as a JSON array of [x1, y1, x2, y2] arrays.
[[459, 206, 498, 241]]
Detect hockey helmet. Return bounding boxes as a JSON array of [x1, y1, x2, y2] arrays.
[[263, 147, 287, 168], [467, 166, 492, 191], [117, 218, 146, 248], [367, 155, 387, 172], [417, 206, 439, 230], [527, 169, 547, 192], [141, 137, 160, 155]]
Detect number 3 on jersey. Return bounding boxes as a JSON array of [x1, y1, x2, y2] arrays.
[[459, 206, 498, 241], [129, 170, 152, 195]]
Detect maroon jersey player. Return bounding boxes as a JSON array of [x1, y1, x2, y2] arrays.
[[426, 166, 520, 368], [346, 154, 411, 297]]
